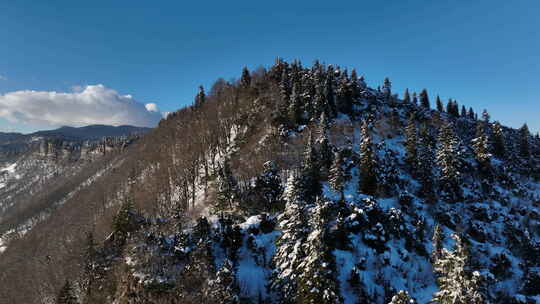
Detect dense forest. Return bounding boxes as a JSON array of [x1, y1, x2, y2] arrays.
[[1, 59, 540, 304]]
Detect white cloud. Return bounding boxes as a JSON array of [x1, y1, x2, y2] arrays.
[[145, 103, 159, 112], [0, 84, 162, 128]]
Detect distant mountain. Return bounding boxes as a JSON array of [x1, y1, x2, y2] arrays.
[[31, 125, 151, 140], [0, 132, 24, 142]]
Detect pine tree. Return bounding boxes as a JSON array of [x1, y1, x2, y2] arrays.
[[491, 121, 506, 159], [481, 109, 490, 124], [300, 131, 322, 202], [412, 92, 418, 106], [81, 231, 96, 296], [194, 85, 206, 108], [389, 290, 416, 304], [112, 197, 136, 237], [214, 160, 239, 214], [419, 89, 430, 109], [271, 178, 308, 303], [519, 123, 530, 158], [417, 124, 435, 200], [436, 95, 444, 112], [251, 161, 284, 213], [207, 259, 240, 304], [403, 88, 411, 104], [350, 68, 360, 99], [468, 107, 475, 120], [431, 224, 444, 262], [382, 77, 392, 100], [240, 66, 251, 88], [329, 150, 346, 200], [461, 105, 467, 118], [289, 81, 304, 125], [436, 122, 463, 201], [404, 114, 418, 168], [432, 234, 485, 304], [297, 200, 341, 304], [56, 280, 79, 304], [472, 122, 492, 167], [358, 120, 378, 196], [318, 114, 334, 173]]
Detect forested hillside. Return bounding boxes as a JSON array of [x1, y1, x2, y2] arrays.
[[1, 59, 539, 304]]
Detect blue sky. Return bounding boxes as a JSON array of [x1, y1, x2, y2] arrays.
[[0, 1, 538, 133]]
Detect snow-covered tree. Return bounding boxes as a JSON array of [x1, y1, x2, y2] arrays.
[[358, 120, 378, 196], [472, 122, 492, 167], [329, 149, 347, 200], [300, 131, 322, 202], [289, 81, 304, 125], [388, 290, 416, 304], [214, 160, 239, 214], [432, 234, 485, 304], [431, 224, 444, 262], [251, 161, 284, 213], [271, 177, 309, 303], [436, 122, 463, 201], [206, 259, 239, 304], [317, 114, 334, 174], [297, 199, 341, 304]]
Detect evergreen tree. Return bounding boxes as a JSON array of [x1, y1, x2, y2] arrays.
[[56, 280, 79, 304], [491, 121, 506, 159], [389, 290, 416, 304], [194, 85, 206, 108], [412, 92, 418, 106], [251, 161, 284, 213], [382, 77, 392, 100], [436, 122, 463, 201], [436, 95, 444, 112], [519, 123, 530, 158], [432, 234, 485, 304], [240, 66, 251, 88], [112, 197, 136, 237], [271, 178, 308, 303], [431, 224, 444, 262], [468, 107, 475, 120], [329, 150, 346, 200], [297, 200, 341, 304], [404, 114, 418, 168], [358, 120, 378, 196], [419, 89, 430, 109], [472, 122, 492, 167], [81, 231, 96, 296], [214, 160, 239, 214], [417, 124, 435, 200], [289, 81, 304, 125], [481, 109, 490, 124], [350, 69, 360, 100], [403, 88, 411, 104], [207, 259, 240, 304], [300, 131, 322, 202], [461, 105, 467, 118], [318, 114, 334, 173]]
